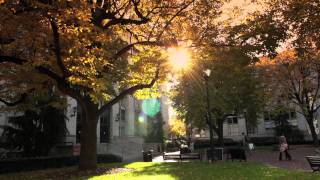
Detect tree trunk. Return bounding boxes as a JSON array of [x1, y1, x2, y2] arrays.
[[79, 100, 99, 170], [306, 115, 319, 145], [217, 119, 224, 147], [208, 122, 215, 162]]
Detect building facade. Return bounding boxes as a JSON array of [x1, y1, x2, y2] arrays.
[[193, 111, 320, 142], [0, 95, 169, 161]]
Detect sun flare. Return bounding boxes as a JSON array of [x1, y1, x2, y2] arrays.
[[167, 47, 191, 71]]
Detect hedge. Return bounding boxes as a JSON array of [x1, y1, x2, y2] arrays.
[[193, 138, 238, 149], [0, 154, 122, 174]]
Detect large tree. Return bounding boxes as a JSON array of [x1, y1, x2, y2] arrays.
[[0, 0, 196, 169]]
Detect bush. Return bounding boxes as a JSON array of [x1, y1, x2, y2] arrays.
[[0, 154, 122, 174], [164, 139, 186, 152], [193, 138, 237, 149], [249, 137, 277, 145], [97, 154, 122, 163]]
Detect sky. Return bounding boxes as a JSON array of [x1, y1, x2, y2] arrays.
[[217, 0, 265, 25]]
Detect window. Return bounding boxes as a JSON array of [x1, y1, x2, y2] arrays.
[[76, 104, 83, 143], [232, 117, 238, 124], [120, 126, 125, 136], [227, 116, 238, 124], [120, 108, 126, 121], [248, 126, 257, 135], [100, 108, 111, 143], [263, 112, 270, 121], [290, 111, 296, 119], [227, 116, 239, 136]]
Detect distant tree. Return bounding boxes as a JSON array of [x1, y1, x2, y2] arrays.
[[225, 0, 320, 145], [257, 50, 320, 145], [169, 119, 186, 138], [1, 93, 67, 157], [171, 47, 263, 147]]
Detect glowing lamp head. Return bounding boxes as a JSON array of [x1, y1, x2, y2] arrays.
[[168, 47, 191, 71], [204, 69, 211, 77]]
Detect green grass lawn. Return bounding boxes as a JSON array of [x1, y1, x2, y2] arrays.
[[1, 162, 319, 180]]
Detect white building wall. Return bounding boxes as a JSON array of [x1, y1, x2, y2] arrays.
[[126, 95, 135, 136], [193, 112, 316, 142], [65, 97, 77, 144], [111, 102, 120, 137], [161, 95, 170, 136]]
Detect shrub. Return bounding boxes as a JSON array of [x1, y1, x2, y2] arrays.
[[193, 138, 237, 149], [249, 137, 277, 145], [0, 154, 122, 174]]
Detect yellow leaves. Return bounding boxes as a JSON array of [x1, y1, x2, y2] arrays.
[[134, 87, 161, 100], [68, 76, 83, 84], [169, 119, 186, 137], [1, 0, 178, 108], [273, 50, 297, 64], [102, 19, 111, 27]]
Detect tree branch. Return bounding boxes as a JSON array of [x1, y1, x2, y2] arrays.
[[155, 0, 194, 41], [0, 38, 15, 45], [0, 93, 27, 106], [35, 66, 65, 84], [114, 40, 162, 57], [0, 56, 27, 64], [92, 1, 150, 29], [98, 66, 160, 115], [49, 19, 70, 77]]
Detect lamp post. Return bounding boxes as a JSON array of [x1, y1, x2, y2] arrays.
[[204, 69, 215, 162]]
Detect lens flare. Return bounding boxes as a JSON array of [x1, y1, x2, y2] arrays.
[[138, 115, 145, 123], [142, 98, 161, 117]]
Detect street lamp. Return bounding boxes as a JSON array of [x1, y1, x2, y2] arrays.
[[203, 69, 215, 162]]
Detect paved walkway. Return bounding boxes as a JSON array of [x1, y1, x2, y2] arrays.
[[153, 145, 318, 172], [248, 145, 316, 172]]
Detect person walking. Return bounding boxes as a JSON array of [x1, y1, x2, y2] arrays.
[[242, 132, 248, 147], [279, 135, 291, 161]]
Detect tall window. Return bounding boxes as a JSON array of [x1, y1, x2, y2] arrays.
[[119, 107, 126, 136], [289, 111, 296, 119], [264, 112, 272, 121], [227, 116, 239, 136], [76, 103, 83, 143], [100, 108, 111, 143], [120, 108, 126, 121]]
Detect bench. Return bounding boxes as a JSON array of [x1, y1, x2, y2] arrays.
[[306, 156, 320, 172], [163, 152, 200, 161], [225, 148, 246, 161]]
